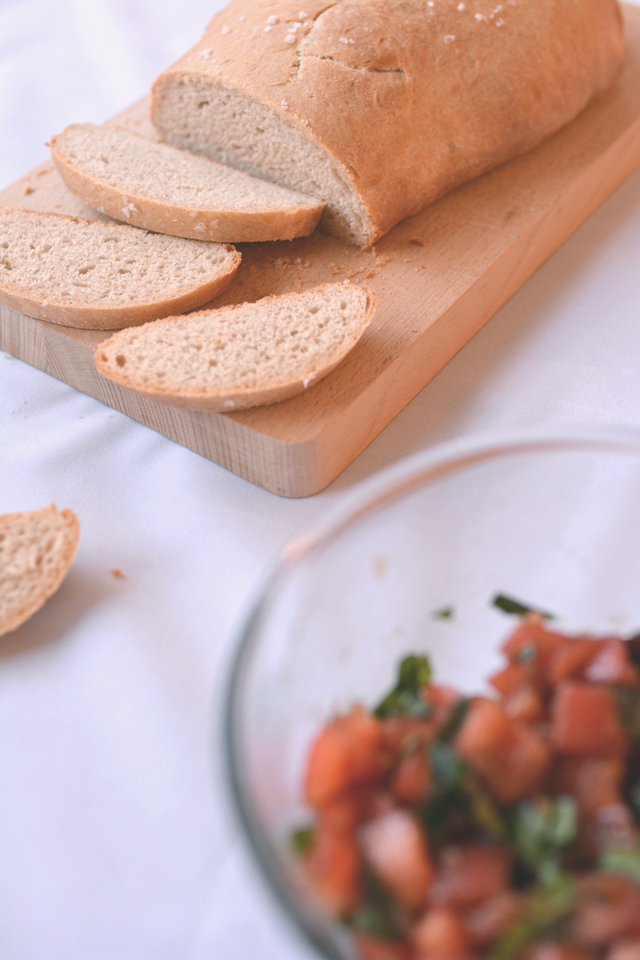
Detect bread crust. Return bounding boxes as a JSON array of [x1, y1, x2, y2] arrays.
[[50, 124, 325, 243], [0, 207, 241, 330], [152, 0, 625, 246], [0, 505, 79, 636], [93, 283, 378, 412]]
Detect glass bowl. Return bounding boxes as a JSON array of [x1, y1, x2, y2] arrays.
[[224, 426, 640, 960]]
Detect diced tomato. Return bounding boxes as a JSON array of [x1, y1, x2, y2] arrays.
[[425, 685, 464, 726], [607, 941, 640, 960], [502, 621, 575, 690], [573, 758, 624, 818], [523, 942, 595, 960], [503, 684, 545, 723], [392, 748, 432, 804], [429, 845, 510, 909], [360, 809, 435, 910], [585, 639, 636, 685], [305, 822, 362, 916], [489, 663, 529, 697], [454, 698, 550, 803], [548, 640, 603, 687], [574, 873, 640, 947], [464, 891, 522, 946], [591, 802, 639, 855], [353, 932, 412, 960], [380, 717, 434, 754], [305, 706, 389, 808], [412, 906, 472, 958], [318, 787, 381, 833], [550, 682, 626, 759]]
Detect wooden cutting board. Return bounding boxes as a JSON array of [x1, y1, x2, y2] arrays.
[[3, 4, 640, 498]]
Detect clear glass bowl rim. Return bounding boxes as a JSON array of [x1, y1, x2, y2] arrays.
[[223, 424, 640, 960]]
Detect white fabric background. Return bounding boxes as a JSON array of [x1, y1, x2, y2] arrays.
[[2, 2, 640, 958]]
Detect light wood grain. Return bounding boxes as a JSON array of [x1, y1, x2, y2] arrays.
[[3, 3, 640, 497]]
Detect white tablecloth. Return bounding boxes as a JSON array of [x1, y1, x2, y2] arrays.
[[2, 2, 640, 957]]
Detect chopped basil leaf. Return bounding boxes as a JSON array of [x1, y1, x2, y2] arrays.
[[626, 634, 640, 668], [432, 606, 454, 620], [614, 686, 640, 740], [492, 594, 555, 619], [350, 866, 406, 940], [420, 741, 508, 845], [438, 697, 469, 742], [291, 827, 313, 855], [599, 847, 640, 882], [430, 741, 466, 790], [491, 874, 575, 960], [512, 796, 577, 884], [374, 654, 432, 719]]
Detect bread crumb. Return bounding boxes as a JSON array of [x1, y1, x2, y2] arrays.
[[110, 568, 125, 579], [299, 10, 308, 16], [285, 34, 296, 43], [221, 24, 231, 35], [443, 34, 455, 43], [264, 25, 273, 31], [330, 263, 341, 274], [376, 255, 391, 266], [239, 14, 245, 20], [22, 185, 33, 195], [410, 236, 428, 246], [411, 327, 418, 333], [267, 14, 279, 24], [364, 268, 375, 278]]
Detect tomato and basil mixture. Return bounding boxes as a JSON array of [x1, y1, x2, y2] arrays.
[[295, 614, 640, 960]]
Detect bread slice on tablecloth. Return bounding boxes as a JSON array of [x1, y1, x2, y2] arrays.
[[50, 123, 325, 243], [0, 505, 80, 637], [0, 206, 241, 330], [94, 283, 377, 412]]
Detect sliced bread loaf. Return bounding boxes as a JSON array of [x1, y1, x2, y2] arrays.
[[94, 283, 376, 411], [0, 505, 79, 637], [152, 0, 624, 247], [50, 123, 326, 243], [0, 206, 241, 330]]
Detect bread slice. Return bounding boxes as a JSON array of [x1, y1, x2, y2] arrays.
[[0, 505, 80, 637], [94, 283, 376, 411], [151, 0, 623, 247], [50, 123, 326, 243], [0, 206, 241, 330]]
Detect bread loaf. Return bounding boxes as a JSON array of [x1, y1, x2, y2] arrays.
[[50, 123, 326, 243], [0, 505, 79, 637], [152, 0, 624, 247], [94, 283, 376, 411], [0, 206, 241, 330]]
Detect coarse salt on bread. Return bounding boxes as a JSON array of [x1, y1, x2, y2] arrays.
[[0, 505, 79, 637], [152, 0, 624, 247], [0, 206, 241, 330], [50, 123, 326, 243], [94, 283, 376, 411]]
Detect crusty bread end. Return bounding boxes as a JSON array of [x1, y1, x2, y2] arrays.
[[0, 505, 80, 637]]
